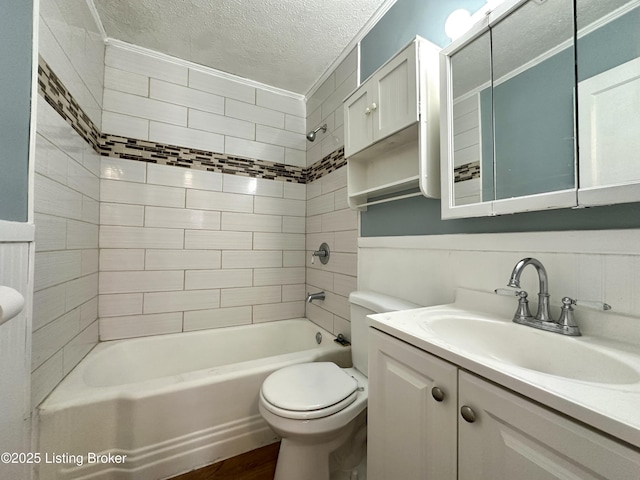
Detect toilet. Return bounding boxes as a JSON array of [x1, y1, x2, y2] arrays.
[[259, 291, 420, 480]]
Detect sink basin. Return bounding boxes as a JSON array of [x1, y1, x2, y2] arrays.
[[421, 315, 640, 385]]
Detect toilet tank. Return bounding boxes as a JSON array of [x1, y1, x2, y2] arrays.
[[349, 291, 420, 376]]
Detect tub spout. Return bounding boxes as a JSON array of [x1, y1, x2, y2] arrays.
[[306, 291, 325, 304]]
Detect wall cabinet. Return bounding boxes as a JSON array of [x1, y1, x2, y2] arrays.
[[368, 328, 640, 480], [344, 36, 440, 210]]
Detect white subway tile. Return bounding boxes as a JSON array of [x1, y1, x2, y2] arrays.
[[105, 46, 188, 86], [100, 226, 184, 249], [306, 215, 322, 234], [147, 163, 222, 191], [256, 125, 306, 150], [102, 111, 150, 140], [145, 250, 221, 270], [186, 189, 253, 213], [66, 273, 98, 310], [81, 249, 99, 276], [183, 306, 252, 331], [321, 167, 348, 194], [35, 214, 67, 252], [145, 206, 221, 230], [34, 250, 82, 291], [101, 179, 185, 207], [66, 220, 99, 249], [100, 203, 145, 226], [101, 157, 147, 182], [283, 216, 305, 234], [33, 284, 66, 331], [99, 294, 144, 318], [322, 71, 357, 120], [104, 66, 149, 97], [254, 233, 305, 251], [307, 268, 334, 291], [79, 297, 99, 330], [254, 267, 305, 286], [335, 47, 358, 88], [35, 135, 68, 185], [99, 249, 145, 271], [307, 75, 335, 114], [321, 129, 344, 158], [225, 136, 284, 163], [306, 179, 322, 200], [283, 251, 306, 267], [322, 209, 357, 232], [185, 269, 252, 290], [149, 121, 225, 152], [150, 78, 224, 114], [31, 351, 63, 409], [188, 109, 254, 140], [284, 148, 306, 168], [256, 90, 305, 116], [334, 187, 350, 211], [222, 251, 282, 269], [221, 286, 281, 308], [67, 160, 99, 200], [284, 182, 306, 200], [100, 312, 183, 341], [104, 89, 188, 126], [144, 289, 221, 314], [307, 192, 334, 216], [333, 274, 357, 299], [253, 301, 305, 323], [305, 302, 334, 332], [221, 212, 282, 232], [63, 321, 99, 375], [99, 271, 184, 294], [184, 230, 252, 250], [223, 175, 283, 197], [226, 98, 285, 128], [255, 197, 305, 217], [307, 232, 334, 251], [323, 252, 357, 277], [82, 196, 100, 225], [35, 174, 83, 220], [334, 230, 358, 253], [282, 284, 305, 302], [32, 309, 79, 370], [189, 69, 255, 103], [284, 114, 306, 134]]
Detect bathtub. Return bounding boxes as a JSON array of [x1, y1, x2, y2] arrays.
[[37, 319, 351, 480]]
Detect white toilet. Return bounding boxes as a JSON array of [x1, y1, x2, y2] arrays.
[[259, 291, 420, 480]]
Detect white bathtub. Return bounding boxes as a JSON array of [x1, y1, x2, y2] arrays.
[[37, 319, 351, 480]]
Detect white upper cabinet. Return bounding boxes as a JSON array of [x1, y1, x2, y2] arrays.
[[344, 36, 441, 210]]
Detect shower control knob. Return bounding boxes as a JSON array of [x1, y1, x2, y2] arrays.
[[431, 387, 445, 402], [460, 406, 477, 423]]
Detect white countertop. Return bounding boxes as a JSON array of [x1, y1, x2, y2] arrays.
[[367, 288, 640, 450]]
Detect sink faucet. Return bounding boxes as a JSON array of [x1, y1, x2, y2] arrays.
[[497, 257, 611, 336], [306, 291, 325, 304], [506, 257, 553, 322]]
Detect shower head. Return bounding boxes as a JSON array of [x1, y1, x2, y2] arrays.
[[306, 124, 327, 142]]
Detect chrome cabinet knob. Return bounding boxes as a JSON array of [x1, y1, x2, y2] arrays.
[[431, 387, 445, 402], [460, 406, 477, 423]]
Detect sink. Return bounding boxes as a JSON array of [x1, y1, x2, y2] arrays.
[[421, 314, 640, 385]]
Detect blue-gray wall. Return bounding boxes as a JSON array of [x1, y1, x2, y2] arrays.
[[360, 0, 485, 81], [360, 0, 640, 236], [0, 0, 32, 222]]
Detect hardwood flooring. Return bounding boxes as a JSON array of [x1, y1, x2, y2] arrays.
[[169, 443, 280, 480]]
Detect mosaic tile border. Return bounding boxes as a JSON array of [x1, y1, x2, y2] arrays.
[[38, 56, 344, 184], [454, 161, 481, 183]]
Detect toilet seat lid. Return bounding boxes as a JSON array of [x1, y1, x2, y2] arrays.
[[261, 362, 358, 412]]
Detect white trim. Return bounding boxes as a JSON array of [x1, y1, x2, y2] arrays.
[[85, 0, 107, 41], [0, 221, 35, 243], [358, 228, 640, 255], [105, 38, 306, 102], [28, 0, 40, 225], [305, 0, 398, 99], [577, 0, 640, 39]]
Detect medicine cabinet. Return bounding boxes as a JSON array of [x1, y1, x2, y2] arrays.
[[344, 36, 441, 210], [441, 0, 640, 219]]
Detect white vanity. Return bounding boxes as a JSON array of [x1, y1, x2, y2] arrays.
[[367, 288, 640, 479]]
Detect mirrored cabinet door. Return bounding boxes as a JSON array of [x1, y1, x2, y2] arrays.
[[576, 0, 640, 206]]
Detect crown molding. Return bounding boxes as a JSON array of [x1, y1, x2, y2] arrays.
[[85, 0, 107, 40]]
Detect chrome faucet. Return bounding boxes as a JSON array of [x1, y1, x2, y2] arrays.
[[497, 257, 611, 336], [306, 291, 325, 304]]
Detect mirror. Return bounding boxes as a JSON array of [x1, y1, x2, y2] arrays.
[[450, 31, 493, 207], [576, 0, 640, 205], [443, 0, 578, 218]]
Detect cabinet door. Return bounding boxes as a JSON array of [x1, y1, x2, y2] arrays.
[[368, 329, 457, 480], [458, 371, 640, 480], [373, 42, 418, 142], [344, 86, 374, 157]]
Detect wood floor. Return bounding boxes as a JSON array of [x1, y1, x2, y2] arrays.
[[169, 443, 280, 480]]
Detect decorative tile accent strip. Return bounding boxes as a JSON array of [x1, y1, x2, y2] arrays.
[[454, 161, 481, 183], [37, 56, 343, 184]]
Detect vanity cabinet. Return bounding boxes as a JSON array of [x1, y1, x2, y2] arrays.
[[344, 36, 440, 210], [368, 328, 640, 480]]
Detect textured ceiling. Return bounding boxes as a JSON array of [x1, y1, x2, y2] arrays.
[[92, 0, 387, 95]]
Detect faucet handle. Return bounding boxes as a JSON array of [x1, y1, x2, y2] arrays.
[[561, 297, 612, 311], [495, 288, 532, 321], [495, 288, 527, 298]]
